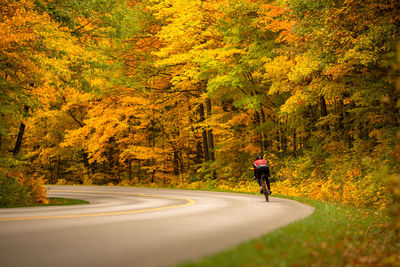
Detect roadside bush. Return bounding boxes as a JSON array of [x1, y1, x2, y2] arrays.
[[0, 171, 30, 207], [389, 174, 400, 239], [272, 153, 390, 210], [0, 168, 48, 207]]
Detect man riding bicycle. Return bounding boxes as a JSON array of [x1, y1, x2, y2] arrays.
[[253, 155, 271, 195]]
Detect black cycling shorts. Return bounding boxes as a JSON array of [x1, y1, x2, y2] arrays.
[[255, 165, 269, 177]]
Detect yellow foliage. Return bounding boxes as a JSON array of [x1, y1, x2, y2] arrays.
[[56, 179, 68, 185], [8, 170, 49, 204], [273, 176, 388, 210]]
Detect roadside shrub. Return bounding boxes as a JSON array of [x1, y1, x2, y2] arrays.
[[0, 168, 48, 207], [389, 174, 400, 239], [272, 153, 390, 210], [0, 171, 31, 207]]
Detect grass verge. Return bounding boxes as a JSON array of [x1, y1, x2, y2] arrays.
[[180, 195, 400, 267], [0, 197, 89, 208]]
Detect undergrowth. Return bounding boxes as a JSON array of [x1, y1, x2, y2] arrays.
[[181, 196, 400, 267]]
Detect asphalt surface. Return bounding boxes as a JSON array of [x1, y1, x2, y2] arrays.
[[0, 185, 314, 267]]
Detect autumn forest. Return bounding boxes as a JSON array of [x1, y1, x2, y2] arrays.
[[1, 0, 400, 229]]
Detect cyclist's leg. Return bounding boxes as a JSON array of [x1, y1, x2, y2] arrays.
[[255, 170, 262, 186], [255, 171, 263, 193], [266, 175, 271, 191], [264, 167, 271, 192], [257, 176, 262, 187], [263, 172, 272, 195]]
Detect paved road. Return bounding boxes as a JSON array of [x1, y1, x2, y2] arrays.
[[0, 186, 313, 267]]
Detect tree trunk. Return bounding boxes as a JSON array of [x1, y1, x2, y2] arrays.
[[198, 103, 209, 162], [49, 157, 54, 184], [337, 99, 344, 131], [128, 159, 132, 180], [282, 117, 287, 153], [202, 131, 209, 162], [280, 122, 284, 153], [186, 134, 191, 172], [56, 155, 61, 182], [276, 122, 281, 152], [188, 103, 203, 165], [10, 105, 29, 156], [254, 111, 264, 154], [178, 151, 184, 173], [320, 96, 330, 131], [205, 98, 215, 162], [82, 151, 91, 179], [293, 128, 297, 153], [10, 122, 26, 156], [260, 107, 268, 152], [138, 160, 141, 183], [173, 149, 180, 175], [195, 141, 203, 165], [116, 157, 120, 181]]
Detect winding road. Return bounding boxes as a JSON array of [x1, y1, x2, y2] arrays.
[[0, 185, 313, 267]]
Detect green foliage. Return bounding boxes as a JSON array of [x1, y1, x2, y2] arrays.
[[233, 95, 261, 110], [0, 172, 31, 207], [1, 197, 89, 208], [195, 162, 217, 182], [181, 197, 399, 267]]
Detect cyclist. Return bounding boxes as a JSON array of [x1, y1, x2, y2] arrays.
[[253, 155, 271, 195]]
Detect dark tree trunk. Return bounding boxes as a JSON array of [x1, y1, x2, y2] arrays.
[[205, 98, 215, 162], [260, 108, 268, 152], [320, 96, 328, 117], [195, 141, 203, 164], [207, 130, 215, 161], [10, 105, 29, 156], [82, 151, 91, 179], [116, 157, 120, 181], [173, 150, 180, 175], [276, 122, 281, 152], [138, 160, 141, 183], [57, 155, 61, 181], [49, 158, 54, 184], [337, 98, 352, 147], [186, 134, 191, 172], [337, 99, 344, 131], [254, 111, 263, 154], [283, 117, 288, 152], [187, 103, 202, 165], [278, 122, 282, 152], [10, 122, 26, 156], [320, 96, 330, 131], [128, 159, 132, 180], [202, 131, 209, 162], [293, 128, 297, 153], [198, 103, 209, 162], [178, 151, 184, 173]]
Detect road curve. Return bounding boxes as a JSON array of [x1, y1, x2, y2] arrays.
[[0, 185, 313, 267]]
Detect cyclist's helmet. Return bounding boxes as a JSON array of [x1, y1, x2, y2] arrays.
[[256, 155, 263, 160]]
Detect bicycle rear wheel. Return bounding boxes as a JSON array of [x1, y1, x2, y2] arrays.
[[262, 179, 269, 202]]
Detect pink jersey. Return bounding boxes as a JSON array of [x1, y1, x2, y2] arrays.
[[254, 159, 268, 168]]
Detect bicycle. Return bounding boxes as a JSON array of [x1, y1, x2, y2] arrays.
[[261, 174, 269, 202]]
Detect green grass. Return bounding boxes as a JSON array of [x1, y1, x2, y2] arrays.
[[0, 197, 89, 208], [180, 196, 399, 267]]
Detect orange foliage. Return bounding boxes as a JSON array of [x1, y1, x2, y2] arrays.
[[7, 170, 49, 204], [258, 3, 298, 43]]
